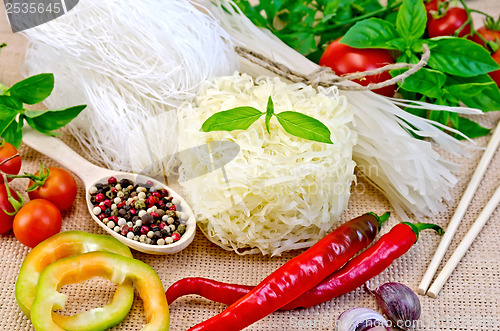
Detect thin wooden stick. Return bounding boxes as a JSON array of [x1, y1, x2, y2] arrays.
[[418, 120, 500, 295], [427, 185, 500, 298]]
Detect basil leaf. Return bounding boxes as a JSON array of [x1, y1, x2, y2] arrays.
[[24, 105, 86, 133], [0, 96, 22, 110], [427, 37, 500, 77], [201, 107, 264, 132], [0, 113, 22, 148], [0, 105, 19, 121], [446, 74, 500, 111], [453, 117, 491, 140], [341, 18, 399, 49], [265, 96, 274, 134], [7, 73, 54, 105], [275, 111, 333, 144], [279, 31, 317, 56], [397, 68, 447, 98], [429, 110, 450, 126], [396, 0, 427, 42], [386, 38, 408, 51]]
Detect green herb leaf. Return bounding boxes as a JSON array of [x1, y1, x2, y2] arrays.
[[453, 117, 491, 140], [396, 0, 427, 43], [445, 74, 500, 111], [279, 31, 317, 56], [396, 68, 447, 98], [427, 37, 500, 77], [0, 112, 22, 148], [201, 107, 264, 132], [341, 18, 399, 49], [275, 111, 333, 144], [265, 96, 274, 134], [7, 73, 54, 105], [0, 95, 22, 110], [24, 105, 86, 134]]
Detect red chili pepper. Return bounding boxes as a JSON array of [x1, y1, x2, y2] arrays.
[[185, 212, 389, 331], [167, 222, 442, 311]]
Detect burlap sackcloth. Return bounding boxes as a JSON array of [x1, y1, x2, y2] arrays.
[[0, 1, 498, 330]]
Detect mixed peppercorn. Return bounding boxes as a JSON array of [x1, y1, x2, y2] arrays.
[[89, 177, 187, 245]]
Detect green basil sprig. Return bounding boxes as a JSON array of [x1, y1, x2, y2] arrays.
[[201, 96, 333, 144], [0, 73, 87, 148], [340, 0, 500, 139]]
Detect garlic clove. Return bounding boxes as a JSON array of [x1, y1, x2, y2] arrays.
[[336, 307, 390, 331], [369, 282, 421, 330]]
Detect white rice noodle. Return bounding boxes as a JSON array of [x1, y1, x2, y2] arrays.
[[203, 0, 480, 218], [177, 74, 356, 255], [21, 0, 238, 176]]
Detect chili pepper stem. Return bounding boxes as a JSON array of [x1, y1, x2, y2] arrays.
[[366, 212, 390, 230], [401, 222, 444, 242]]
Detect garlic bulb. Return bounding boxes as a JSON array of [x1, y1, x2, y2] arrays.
[[369, 282, 421, 330], [336, 307, 390, 331]]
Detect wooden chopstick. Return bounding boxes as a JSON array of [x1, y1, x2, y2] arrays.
[[426, 185, 500, 298], [418, 120, 500, 295]]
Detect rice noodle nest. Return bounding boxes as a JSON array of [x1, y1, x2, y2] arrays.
[[177, 73, 357, 255]]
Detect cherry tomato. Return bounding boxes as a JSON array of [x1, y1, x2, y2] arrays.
[[13, 199, 62, 248], [0, 140, 21, 184], [471, 26, 500, 48], [0, 184, 21, 234], [425, 0, 446, 19], [489, 50, 500, 87], [319, 39, 396, 97], [28, 167, 77, 211], [427, 7, 471, 38]]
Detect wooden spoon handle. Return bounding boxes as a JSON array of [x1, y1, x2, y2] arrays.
[[21, 126, 112, 187]]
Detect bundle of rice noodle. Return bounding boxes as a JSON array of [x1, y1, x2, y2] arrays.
[[177, 73, 356, 255], [21, 0, 238, 176], [202, 0, 479, 219]]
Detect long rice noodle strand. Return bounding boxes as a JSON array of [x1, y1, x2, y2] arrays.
[[21, 0, 238, 175], [203, 0, 479, 218]]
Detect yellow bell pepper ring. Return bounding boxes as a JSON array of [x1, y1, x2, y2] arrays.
[[15, 231, 135, 330], [31, 251, 170, 331]]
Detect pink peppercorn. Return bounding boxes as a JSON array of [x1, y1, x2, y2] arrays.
[[152, 191, 161, 198], [98, 213, 106, 221], [108, 177, 118, 185], [141, 226, 149, 234], [169, 205, 177, 211], [95, 193, 105, 203], [117, 201, 126, 208], [159, 222, 166, 230], [171, 233, 181, 241], [146, 196, 158, 208], [151, 212, 159, 218], [121, 225, 129, 235], [129, 208, 136, 215], [103, 200, 112, 208], [108, 216, 118, 223]]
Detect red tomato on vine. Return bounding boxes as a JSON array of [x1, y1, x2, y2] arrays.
[[471, 26, 500, 49], [427, 7, 471, 38], [27, 166, 77, 211], [489, 50, 500, 87], [0, 184, 23, 234], [13, 199, 62, 248], [0, 139, 21, 184], [319, 39, 396, 97]]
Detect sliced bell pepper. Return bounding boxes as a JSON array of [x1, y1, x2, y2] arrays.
[[15, 231, 135, 330], [31, 251, 170, 331]]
